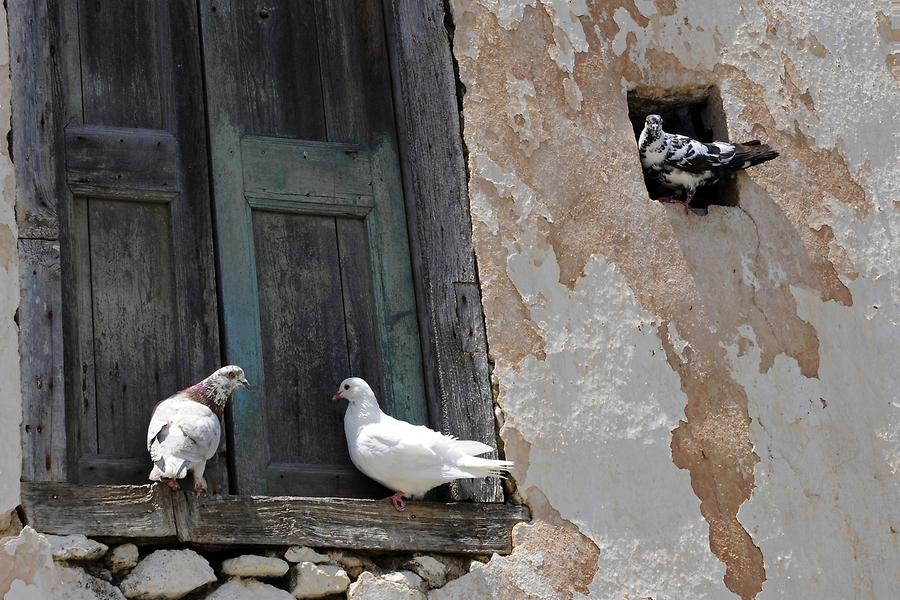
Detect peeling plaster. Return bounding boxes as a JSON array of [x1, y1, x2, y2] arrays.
[[732, 283, 900, 599], [449, 0, 899, 598]]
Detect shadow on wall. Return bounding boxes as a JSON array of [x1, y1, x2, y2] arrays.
[[663, 176, 826, 378]]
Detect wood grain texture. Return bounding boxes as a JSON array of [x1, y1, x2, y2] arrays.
[[172, 493, 529, 554], [22, 482, 528, 553], [202, 0, 428, 495], [199, 0, 268, 495], [382, 0, 503, 501], [88, 199, 179, 463], [337, 218, 382, 398], [8, 0, 66, 239], [252, 212, 348, 467], [77, 0, 167, 130], [315, 0, 428, 425], [242, 137, 372, 200], [234, 0, 326, 140], [18, 240, 67, 482], [20, 482, 177, 539], [65, 127, 181, 198], [56, 0, 223, 488]]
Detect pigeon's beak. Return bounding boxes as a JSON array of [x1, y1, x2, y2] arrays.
[[239, 377, 251, 389], [332, 391, 342, 401]]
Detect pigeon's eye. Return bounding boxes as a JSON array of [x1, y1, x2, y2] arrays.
[[344, 384, 350, 390], [227, 372, 236, 380]]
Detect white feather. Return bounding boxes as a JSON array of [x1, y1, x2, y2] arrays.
[[340, 378, 513, 497], [147, 394, 221, 482]]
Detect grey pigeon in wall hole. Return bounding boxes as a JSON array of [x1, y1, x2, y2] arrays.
[[638, 114, 779, 212], [334, 377, 513, 511], [147, 365, 249, 495]]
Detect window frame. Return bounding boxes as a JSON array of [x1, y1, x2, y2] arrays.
[[11, 0, 512, 547]]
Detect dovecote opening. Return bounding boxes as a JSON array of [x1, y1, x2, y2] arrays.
[[627, 87, 739, 211]]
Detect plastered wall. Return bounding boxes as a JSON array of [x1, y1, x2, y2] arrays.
[[438, 1, 899, 598]]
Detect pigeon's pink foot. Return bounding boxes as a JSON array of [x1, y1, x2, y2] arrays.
[[164, 479, 179, 491], [681, 195, 694, 213], [194, 480, 208, 497], [383, 491, 407, 512]]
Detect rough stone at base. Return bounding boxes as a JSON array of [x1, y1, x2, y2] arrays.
[[44, 534, 109, 561], [327, 551, 373, 578], [381, 570, 426, 592], [119, 549, 216, 599], [347, 572, 426, 600], [221, 555, 289, 578], [58, 566, 126, 600], [107, 544, 140, 573], [288, 562, 350, 598], [202, 578, 294, 600], [404, 556, 447, 589]]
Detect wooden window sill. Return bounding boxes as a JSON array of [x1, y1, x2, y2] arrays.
[[19, 482, 530, 555]]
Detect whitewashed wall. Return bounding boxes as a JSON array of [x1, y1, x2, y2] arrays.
[[438, 1, 899, 599]]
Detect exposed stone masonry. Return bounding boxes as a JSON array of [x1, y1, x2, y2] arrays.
[[1, 526, 483, 600]]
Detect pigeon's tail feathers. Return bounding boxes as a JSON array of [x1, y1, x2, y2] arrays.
[[733, 142, 779, 169], [454, 455, 515, 479], [450, 439, 495, 457], [148, 456, 189, 481]]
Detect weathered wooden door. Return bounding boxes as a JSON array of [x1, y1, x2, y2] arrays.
[[58, 1, 221, 485], [199, 1, 428, 495]]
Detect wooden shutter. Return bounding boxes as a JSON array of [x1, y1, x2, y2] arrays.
[[382, 1, 504, 502], [199, 0, 427, 496], [53, 1, 221, 487]]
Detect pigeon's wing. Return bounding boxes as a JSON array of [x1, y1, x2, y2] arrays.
[[165, 416, 220, 463], [730, 141, 779, 169], [147, 399, 176, 460], [149, 400, 220, 465], [362, 419, 482, 480], [668, 136, 736, 173]]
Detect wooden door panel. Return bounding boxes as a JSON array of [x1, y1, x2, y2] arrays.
[[88, 199, 179, 458], [252, 211, 350, 466], [200, 0, 427, 495], [59, 1, 221, 488], [77, 0, 168, 129], [233, 0, 326, 139]]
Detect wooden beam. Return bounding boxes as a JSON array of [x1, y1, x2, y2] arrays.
[[20, 483, 177, 540], [173, 494, 529, 554], [21, 482, 529, 554]]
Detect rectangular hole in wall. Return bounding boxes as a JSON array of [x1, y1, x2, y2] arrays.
[[627, 86, 739, 211]]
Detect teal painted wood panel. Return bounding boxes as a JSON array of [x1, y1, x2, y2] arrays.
[[199, 0, 427, 496]]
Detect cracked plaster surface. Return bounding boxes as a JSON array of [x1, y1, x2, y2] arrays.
[[448, 0, 899, 598]]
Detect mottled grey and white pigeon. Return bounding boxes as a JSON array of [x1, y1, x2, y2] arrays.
[[334, 377, 513, 511], [638, 114, 779, 211], [147, 365, 249, 494]]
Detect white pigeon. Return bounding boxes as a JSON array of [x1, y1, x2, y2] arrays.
[[147, 365, 249, 494], [334, 377, 513, 511], [638, 113, 778, 211]]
